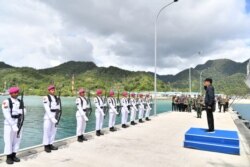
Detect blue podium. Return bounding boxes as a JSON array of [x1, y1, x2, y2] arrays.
[[184, 128, 240, 155]]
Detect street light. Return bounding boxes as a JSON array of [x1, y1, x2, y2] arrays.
[[189, 51, 202, 95], [154, 0, 179, 116], [189, 68, 191, 95], [199, 71, 203, 95]]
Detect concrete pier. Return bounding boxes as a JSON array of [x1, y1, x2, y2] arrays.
[[1, 111, 250, 167]]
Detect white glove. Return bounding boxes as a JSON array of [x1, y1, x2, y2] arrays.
[[115, 111, 119, 115], [51, 118, 58, 124], [83, 114, 89, 122], [12, 125, 19, 132]]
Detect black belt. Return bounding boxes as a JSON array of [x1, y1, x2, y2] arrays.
[[11, 114, 21, 119], [83, 109, 87, 112], [51, 109, 59, 112], [100, 107, 104, 109]]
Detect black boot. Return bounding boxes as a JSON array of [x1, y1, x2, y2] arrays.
[[11, 153, 20, 162], [77, 135, 83, 142], [110, 127, 115, 132], [96, 130, 101, 136], [122, 124, 127, 128], [82, 135, 88, 141], [49, 144, 58, 150], [6, 154, 14, 164], [131, 121, 136, 125], [139, 119, 144, 123], [146, 117, 151, 121], [44, 145, 51, 153]]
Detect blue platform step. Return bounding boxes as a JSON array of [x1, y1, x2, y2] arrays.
[[184, 128, 240, 155]]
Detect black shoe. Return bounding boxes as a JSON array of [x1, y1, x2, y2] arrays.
[[110, 127, 116, 132], [146, 117, 151, 121], [11, 153, 20, 162], [206, 129, 215, 133], [122, 124, 127, 128], [139, 119, 144, 123], [82, 135, 88, 141], [131, 121, 136, 125], [6, 154, 14, 164], [44, 145, 51, 153], [96, 130, 101, 136], [77, 135, 83, 142], [49, 144, 58, 150]]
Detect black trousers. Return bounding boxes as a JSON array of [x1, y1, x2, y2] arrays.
[[206, 109, 214, 131]]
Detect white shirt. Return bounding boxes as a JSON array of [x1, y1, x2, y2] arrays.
[[2, 97, 26, 126]]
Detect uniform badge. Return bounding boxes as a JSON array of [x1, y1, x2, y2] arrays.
[[2, 101, 8, 108]]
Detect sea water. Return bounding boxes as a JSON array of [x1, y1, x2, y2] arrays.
[[232, 104, 250, 122], [0, 96, 172, 153]]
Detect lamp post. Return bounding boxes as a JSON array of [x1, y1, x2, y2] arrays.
[[154, 0, 179, 116], [199, 71, 203, 95], [189, 68, 191, 95]]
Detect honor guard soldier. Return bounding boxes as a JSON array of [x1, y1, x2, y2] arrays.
[[108, 90, 118, 132], [2, 87, 26, 164], [75, 88, 89, 142], [130, 93, 138, 125], [121, 91, 130, 128], [138, 94, 145, 123], [43, 85, 60, 153], [94, 89, 105, 136], [145, 94, 152, 121]]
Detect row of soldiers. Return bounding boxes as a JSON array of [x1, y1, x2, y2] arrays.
[[1, 85, 153, 164], [172, 95, 205, 118]]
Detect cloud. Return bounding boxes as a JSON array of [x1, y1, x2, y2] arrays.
[[0, 0, 93, 68], [0, 0, 250, 74]]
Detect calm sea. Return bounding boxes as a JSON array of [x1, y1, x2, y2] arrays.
[[232, 104, 250, 122]]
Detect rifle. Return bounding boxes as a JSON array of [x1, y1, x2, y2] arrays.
[[17, 91, 25, 138], [136, 93, 139, 108], [127, 92, 131, 111], [87, 90, 93, 117], [55, 84, 64, 127], [103, 90, 109, 118], [117, 91, 121, 116]]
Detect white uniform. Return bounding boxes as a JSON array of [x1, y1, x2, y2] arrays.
[[108, 97, 118, 128], [121, 97, 130, 125], [2, 98, 26, 155], [145, 98, 152, 118], [94, 96, 105, 131], [130, 98, 138, 122], [75, 97, 89, 136], [43, 95, 60, 145], [138, 98, 145, 119]]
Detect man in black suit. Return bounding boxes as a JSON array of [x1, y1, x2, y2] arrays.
[[204, 78, 215, 133]]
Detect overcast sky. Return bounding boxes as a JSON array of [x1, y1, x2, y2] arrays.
[[0, 0, 250, 75]]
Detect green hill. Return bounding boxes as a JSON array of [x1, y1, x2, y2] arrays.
[[0, 59, 249, 96], [159, 59, 250, 95], [0, 61, 169, 96]]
